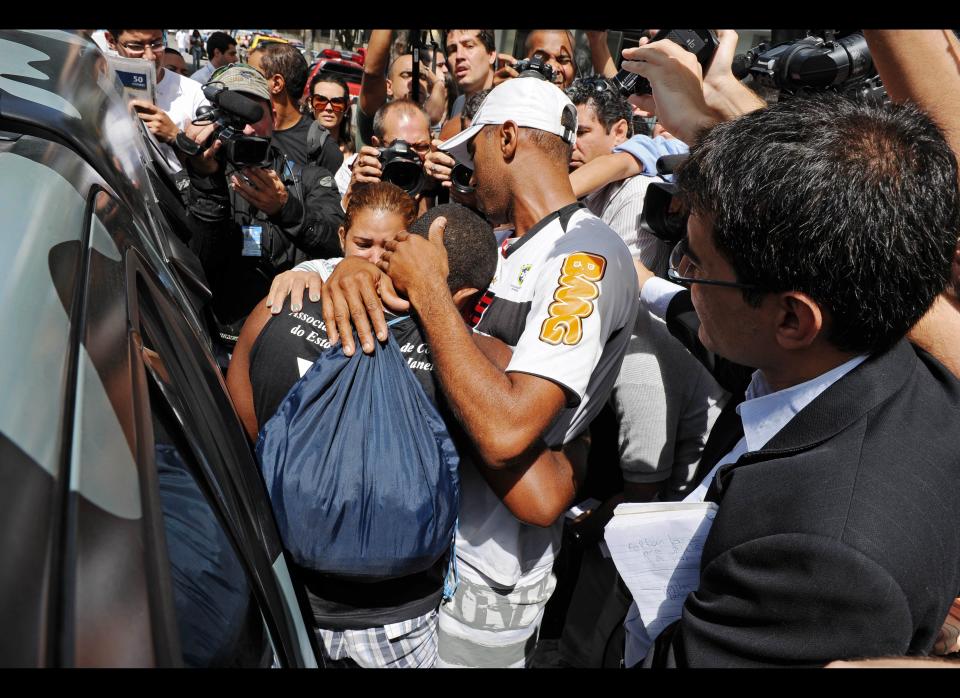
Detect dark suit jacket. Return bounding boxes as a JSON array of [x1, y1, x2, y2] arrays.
[[647, 291, 960, 667]]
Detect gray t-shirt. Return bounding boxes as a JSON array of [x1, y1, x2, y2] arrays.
[[610, 308, 726, 500]]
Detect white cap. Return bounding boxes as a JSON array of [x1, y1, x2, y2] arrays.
[[439, 77, 578, 168]]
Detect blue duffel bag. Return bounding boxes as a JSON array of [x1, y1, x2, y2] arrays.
[[256, 329, 459, 580]]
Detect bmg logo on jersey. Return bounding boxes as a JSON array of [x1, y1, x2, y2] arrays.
[[539, 253, 607, 345]]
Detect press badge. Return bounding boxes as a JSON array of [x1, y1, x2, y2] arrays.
[[242, 225, 262, 257]]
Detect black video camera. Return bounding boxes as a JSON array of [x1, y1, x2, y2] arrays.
[[378, 139, 426, 197], [194, 82, 272, 168], [512, 55, 556, 83], [611, 29, 719, 97], [734, 31, 884, 101]]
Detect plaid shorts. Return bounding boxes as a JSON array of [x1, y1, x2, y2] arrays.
[[315, 609, 439, 668]]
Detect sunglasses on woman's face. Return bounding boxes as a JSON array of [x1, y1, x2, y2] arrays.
[[312, 95, 347, 112]]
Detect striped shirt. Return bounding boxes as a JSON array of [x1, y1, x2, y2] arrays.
[[584, 173, 672, 277]]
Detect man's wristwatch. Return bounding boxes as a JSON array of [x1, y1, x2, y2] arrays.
[[174, 131, 202, 157]]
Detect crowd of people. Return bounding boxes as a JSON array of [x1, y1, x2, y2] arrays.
[[99, 27, 960, 668]]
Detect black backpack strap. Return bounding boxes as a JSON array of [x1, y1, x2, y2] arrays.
[[306, 120, 331, 161]]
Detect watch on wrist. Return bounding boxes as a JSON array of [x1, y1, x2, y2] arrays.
[[174, 131, 202, 157]]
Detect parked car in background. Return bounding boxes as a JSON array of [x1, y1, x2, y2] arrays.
[[0, 29, 319, 668], [303, 49, 365, 103]]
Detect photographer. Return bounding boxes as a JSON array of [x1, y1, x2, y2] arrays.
[[341, 100, 437, 215], [493, 30, 577, 89], [180, 63, 343, 345]]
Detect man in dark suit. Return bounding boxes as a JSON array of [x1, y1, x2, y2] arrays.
[[630, 92, 960, 667]]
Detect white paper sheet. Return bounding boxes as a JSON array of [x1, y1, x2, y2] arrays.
[[603, 501, 717, 642]]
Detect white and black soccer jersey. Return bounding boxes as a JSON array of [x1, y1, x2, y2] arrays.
[[470, 202, 640, 447], [454, 203, 638, 591]]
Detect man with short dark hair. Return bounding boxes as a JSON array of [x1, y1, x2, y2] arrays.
[[632, 93, 960, 667], [105, 28, 208, 172], [566, 77, 672, 271], [248, 41, 342, 174], [162, 47, 191, 77], [445, 30, 497, 117], [190, 31, 238, 84]]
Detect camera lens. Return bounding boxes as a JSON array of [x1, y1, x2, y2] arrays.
[[382, 160, 425, 197], [450, 163, 474, 194]]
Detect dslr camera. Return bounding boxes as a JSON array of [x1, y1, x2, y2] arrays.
[[378, 139, 426, 197], [512, 55, 556, 83], [193, 82, 272, 168], [612, 29, 719, 97]]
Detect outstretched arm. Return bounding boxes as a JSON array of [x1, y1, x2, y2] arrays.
[[864, 30, 960, 153], [359, 29, 393, 119], [586, 31, 617, 78], [570, 151, 643, 198], [865, 30, 960, 378], [225, 299, 276, 442]]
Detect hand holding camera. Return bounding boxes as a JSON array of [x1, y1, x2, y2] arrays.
[[350, 141, 433, 198], [351, 145, 386, 185], [701, 30, 767, 120], [181, 120, 222, 175], [424, 143, 456, 188], [621, 35, 721, 144], [230, 167, 289, 216], [493, 54, 519, 86]]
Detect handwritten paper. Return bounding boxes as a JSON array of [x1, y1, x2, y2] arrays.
[[603, 501, 717, 644]]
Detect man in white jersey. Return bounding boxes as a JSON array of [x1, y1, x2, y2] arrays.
[[296, 75, 638, 667]]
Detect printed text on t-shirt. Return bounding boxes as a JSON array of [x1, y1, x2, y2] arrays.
[[539, 252, 607, 346]]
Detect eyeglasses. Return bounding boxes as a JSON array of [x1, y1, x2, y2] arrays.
[[311, 95, 347, 112], [668, 237, 761, 290], [118, 39, 166, 56]]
